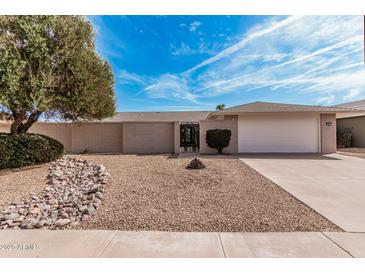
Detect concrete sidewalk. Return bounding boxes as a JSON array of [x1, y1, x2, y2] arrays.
[[0, 230, 364, 258]]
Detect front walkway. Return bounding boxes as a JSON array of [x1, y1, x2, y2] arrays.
[[337, 147, 365, 159], [239, 153, 365, 232], [1, 230, 365, 258]]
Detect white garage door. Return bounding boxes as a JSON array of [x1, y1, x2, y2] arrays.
[[238, 114, 320, 153]]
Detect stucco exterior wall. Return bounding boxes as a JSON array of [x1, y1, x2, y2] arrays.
[[320, 114, 336, 154], [30, 123, 73, 153], [1, 121, 176, 154], [199, 119, 238, 154], [122, 122, 175, 154], [71, 123, 123, 154], [0, 112, 338, 154], [337, 116, 365, 147]]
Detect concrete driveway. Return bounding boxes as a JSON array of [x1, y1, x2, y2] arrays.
[[238, 153, 365, 232]]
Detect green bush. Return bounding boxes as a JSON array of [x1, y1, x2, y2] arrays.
[[0, 133, 64, 169], [206, 129, 231, 154]]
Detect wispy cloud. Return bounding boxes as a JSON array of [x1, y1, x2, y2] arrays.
[[179, 16, 365, 104], [189, 21, 202, 32], [119, 70, 203, 105], [275, 35, 363, 68], [170, 42, 195, 56], [344, 89, 362, 101], [119, 70, 147, 85], [118, 16, 365, 107], [169, 42, 218, 56], [182, 16, 303, 75], [143, 74, 199, 104], [316, 94, 336, 105]]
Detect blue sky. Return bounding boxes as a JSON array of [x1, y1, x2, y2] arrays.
[[89, 16, 365, 111]]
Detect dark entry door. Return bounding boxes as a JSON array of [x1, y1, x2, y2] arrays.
[[180, 123, 199, 151]]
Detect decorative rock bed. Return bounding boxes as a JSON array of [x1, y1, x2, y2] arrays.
[[0, 157, 110, 229]]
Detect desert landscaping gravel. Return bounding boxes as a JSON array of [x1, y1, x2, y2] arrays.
[[75, 154, 341, 232], [0, 166, 48, 209]]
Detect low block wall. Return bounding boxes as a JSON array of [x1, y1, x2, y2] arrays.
[[30, 123, 73, 153], [71, 123, 123, 153], [122, 122, 175, 154], [0, 122, 176, 154], [0, 123, 73, 153], [199, 119, 238, 154]]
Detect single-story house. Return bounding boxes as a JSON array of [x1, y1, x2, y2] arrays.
[[0, 101, 361, 154], [336, 99, 365, 147]]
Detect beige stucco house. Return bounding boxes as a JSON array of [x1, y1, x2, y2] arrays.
[[0, 101, 361, 154]]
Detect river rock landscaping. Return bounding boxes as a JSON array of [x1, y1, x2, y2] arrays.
[[0, 157, 109, 229]]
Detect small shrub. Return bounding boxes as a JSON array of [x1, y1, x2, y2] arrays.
[[0, 133, 64, 169], [206, 129, 231, 154], [186, 158, 205, 169], [337, 128, 352, 148]]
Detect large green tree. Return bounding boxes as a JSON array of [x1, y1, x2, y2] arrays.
[[0, 16, 115, 134]]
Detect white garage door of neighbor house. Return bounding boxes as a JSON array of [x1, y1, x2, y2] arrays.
[[238, 114, 320, 153]]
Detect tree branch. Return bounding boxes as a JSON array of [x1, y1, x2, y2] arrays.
[[20, 110, 42, 133]]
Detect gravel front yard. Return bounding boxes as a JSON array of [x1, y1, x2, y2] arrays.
[[73, 154, 341, 232], [0, 154, 341, 232], [0, 166, 48, 209]]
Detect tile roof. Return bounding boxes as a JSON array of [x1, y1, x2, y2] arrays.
[[210, 101, 363, 116], [336, 99, 365, 109], [335, 99, 365, 119]]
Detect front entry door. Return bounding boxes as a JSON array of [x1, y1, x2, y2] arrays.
[[180, 123, 199, 152]]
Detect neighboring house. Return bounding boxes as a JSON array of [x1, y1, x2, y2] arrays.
[[336, 99, 365, 147], [0, 101, 360, 154]]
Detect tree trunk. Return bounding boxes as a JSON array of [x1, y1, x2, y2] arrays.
[[10, 110, 26, 135], [10, 110, 42, 135], [10, 119, 23, 135]]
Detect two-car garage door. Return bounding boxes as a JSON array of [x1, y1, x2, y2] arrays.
[[238, 114, 320, 153]]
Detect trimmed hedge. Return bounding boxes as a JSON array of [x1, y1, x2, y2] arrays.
[[206, 129, 231, 154], [0, 133, 64, 169]]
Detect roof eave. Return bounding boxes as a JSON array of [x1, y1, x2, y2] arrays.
[[209, 110, 365, 116]]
